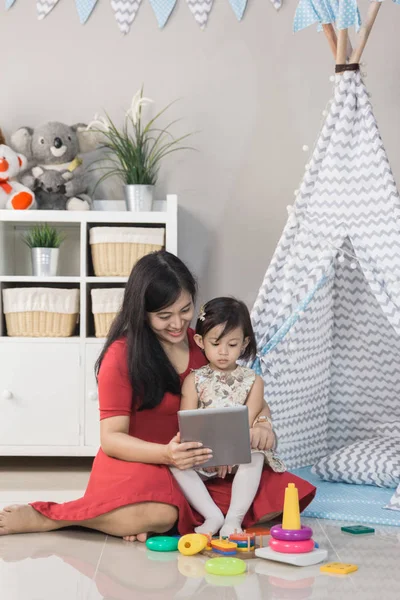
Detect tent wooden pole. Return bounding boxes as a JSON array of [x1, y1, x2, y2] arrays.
[[350, 1, 382, 64], [322, 24, 337, 58], [346, 38, 353, 61], [336, 29, 348, 65]]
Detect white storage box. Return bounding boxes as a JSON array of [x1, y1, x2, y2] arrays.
[[3, 287, 80, 337], [91, 287, 125, 337], [89, 227, 165, 277]]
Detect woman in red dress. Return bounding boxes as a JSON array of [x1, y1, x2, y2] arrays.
[[0, 251, 315, 540]]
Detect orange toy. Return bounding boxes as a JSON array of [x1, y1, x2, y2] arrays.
[[0, 145, 35, 210], [211, 539, 238, 556], [229, 532, 256, 552]]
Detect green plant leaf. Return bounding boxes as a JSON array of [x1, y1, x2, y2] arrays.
[[89, 90, 195, 187], [22, 224, 65, 249]]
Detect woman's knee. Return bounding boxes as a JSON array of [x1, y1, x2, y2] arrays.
[[149, 503, 178, 532]]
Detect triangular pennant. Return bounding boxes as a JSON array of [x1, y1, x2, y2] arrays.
[[111, 0, 142, 34], [5, 0, 17, 9], [293, 0, 361, 32], [229, 0, 248, 20], [186, 0, 214, 28], [75, 0, 98, 24], [37, 0, 60, 20], [149, 0, 177, 28]]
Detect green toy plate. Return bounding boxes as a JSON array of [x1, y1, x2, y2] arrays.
[[341, 525, 375, 535]]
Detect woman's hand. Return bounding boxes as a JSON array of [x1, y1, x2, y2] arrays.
[[167, 433, 213, 470], [250, 423, 275, 451]]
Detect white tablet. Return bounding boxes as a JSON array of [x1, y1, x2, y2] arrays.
[[178, 405, 251, 468]]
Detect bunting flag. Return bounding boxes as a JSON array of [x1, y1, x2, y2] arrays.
[[149, 0, 176, 27], [3, 0, 400, 30], [75, 0, 98, 23], [228, 0, 247, 19], [111, 0, 142, 34], [294, 0, 361, 32], [186, 0, 214, 28], [37, 0, 60, 20]]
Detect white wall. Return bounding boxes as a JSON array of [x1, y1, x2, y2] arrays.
[[1, 1, 399, 307]]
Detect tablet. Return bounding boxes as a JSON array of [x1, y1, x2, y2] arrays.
[[178, 405, 251, 468]]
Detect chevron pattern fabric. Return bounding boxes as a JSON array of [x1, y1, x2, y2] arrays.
[[376, 420, 400, 437], [37, 0, 60, 19], [111, 0, 142, 33], [186, 0, 213, 28], [248, 70, 400, 510], [312, 436, 400, 488], [386, 484, 400, 511]]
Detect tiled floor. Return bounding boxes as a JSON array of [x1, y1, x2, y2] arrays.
[[1, 460, 399, 599]]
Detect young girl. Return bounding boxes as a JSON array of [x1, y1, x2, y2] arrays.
[[171, 297, 286, 538]]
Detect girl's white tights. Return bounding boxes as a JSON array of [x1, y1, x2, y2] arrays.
[[171, 452, 264, 537]]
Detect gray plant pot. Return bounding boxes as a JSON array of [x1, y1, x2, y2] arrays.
[[32, 247, 59, 277], [124, 185, 154, 212]]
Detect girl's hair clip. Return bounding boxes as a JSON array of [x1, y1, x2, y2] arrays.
[[198, 306, 206, 321]]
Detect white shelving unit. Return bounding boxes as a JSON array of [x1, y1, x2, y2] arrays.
[[0, 196, 177, 456]]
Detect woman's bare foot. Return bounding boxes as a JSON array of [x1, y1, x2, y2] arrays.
[[0, 505, 62, 536], [123, 532, 148, 543]]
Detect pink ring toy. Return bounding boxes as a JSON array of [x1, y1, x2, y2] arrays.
[[270, 524, 313, 542], [269, 538, 315, 554]]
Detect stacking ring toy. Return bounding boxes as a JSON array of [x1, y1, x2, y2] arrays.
[[178, 533, 208, 556], [146, 536, 179, 552], [205, 557, 247, 576], [270, 524, 313, 541], [269, 538, 315, 554]]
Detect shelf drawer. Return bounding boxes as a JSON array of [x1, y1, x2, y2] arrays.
[[0, 343, 80, 446]]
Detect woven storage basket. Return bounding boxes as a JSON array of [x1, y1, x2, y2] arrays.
[[89, 227, 165, 277], [91, 288, 124, 337], [3, 287, 79, 337]]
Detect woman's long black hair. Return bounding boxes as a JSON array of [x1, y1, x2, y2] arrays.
[[96, 250, 197, 411]]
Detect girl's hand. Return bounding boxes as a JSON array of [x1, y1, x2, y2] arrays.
[[167, 433, 213, 470], [217, 466, 233, 479], [250, 423, 275, 451]]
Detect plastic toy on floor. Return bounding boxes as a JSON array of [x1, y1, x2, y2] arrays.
[[145, 536, 179, 552], [255, 482, 328, 566], [229, 531, 256, 552], [341, 525, 375, 535], [205, 557, 247, 576], [320, 562, 358, 575], [178, 533, 208, 556]]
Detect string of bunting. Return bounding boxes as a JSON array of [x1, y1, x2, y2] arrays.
[[4, 0, 399, 33], [4, 0, 281, 32]]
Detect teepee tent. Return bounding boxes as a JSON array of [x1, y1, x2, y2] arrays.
[[249, 0, 400, 505]]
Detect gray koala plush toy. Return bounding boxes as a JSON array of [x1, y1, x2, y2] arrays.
[[11, 122, 102, 210], [31, 167, 73, 210]]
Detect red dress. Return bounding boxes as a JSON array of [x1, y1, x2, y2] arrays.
[[31, 329, 316, 532]]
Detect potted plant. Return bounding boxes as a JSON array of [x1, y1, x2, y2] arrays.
[[88, 88, 194, 211], [23, 224, 65, 277]]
